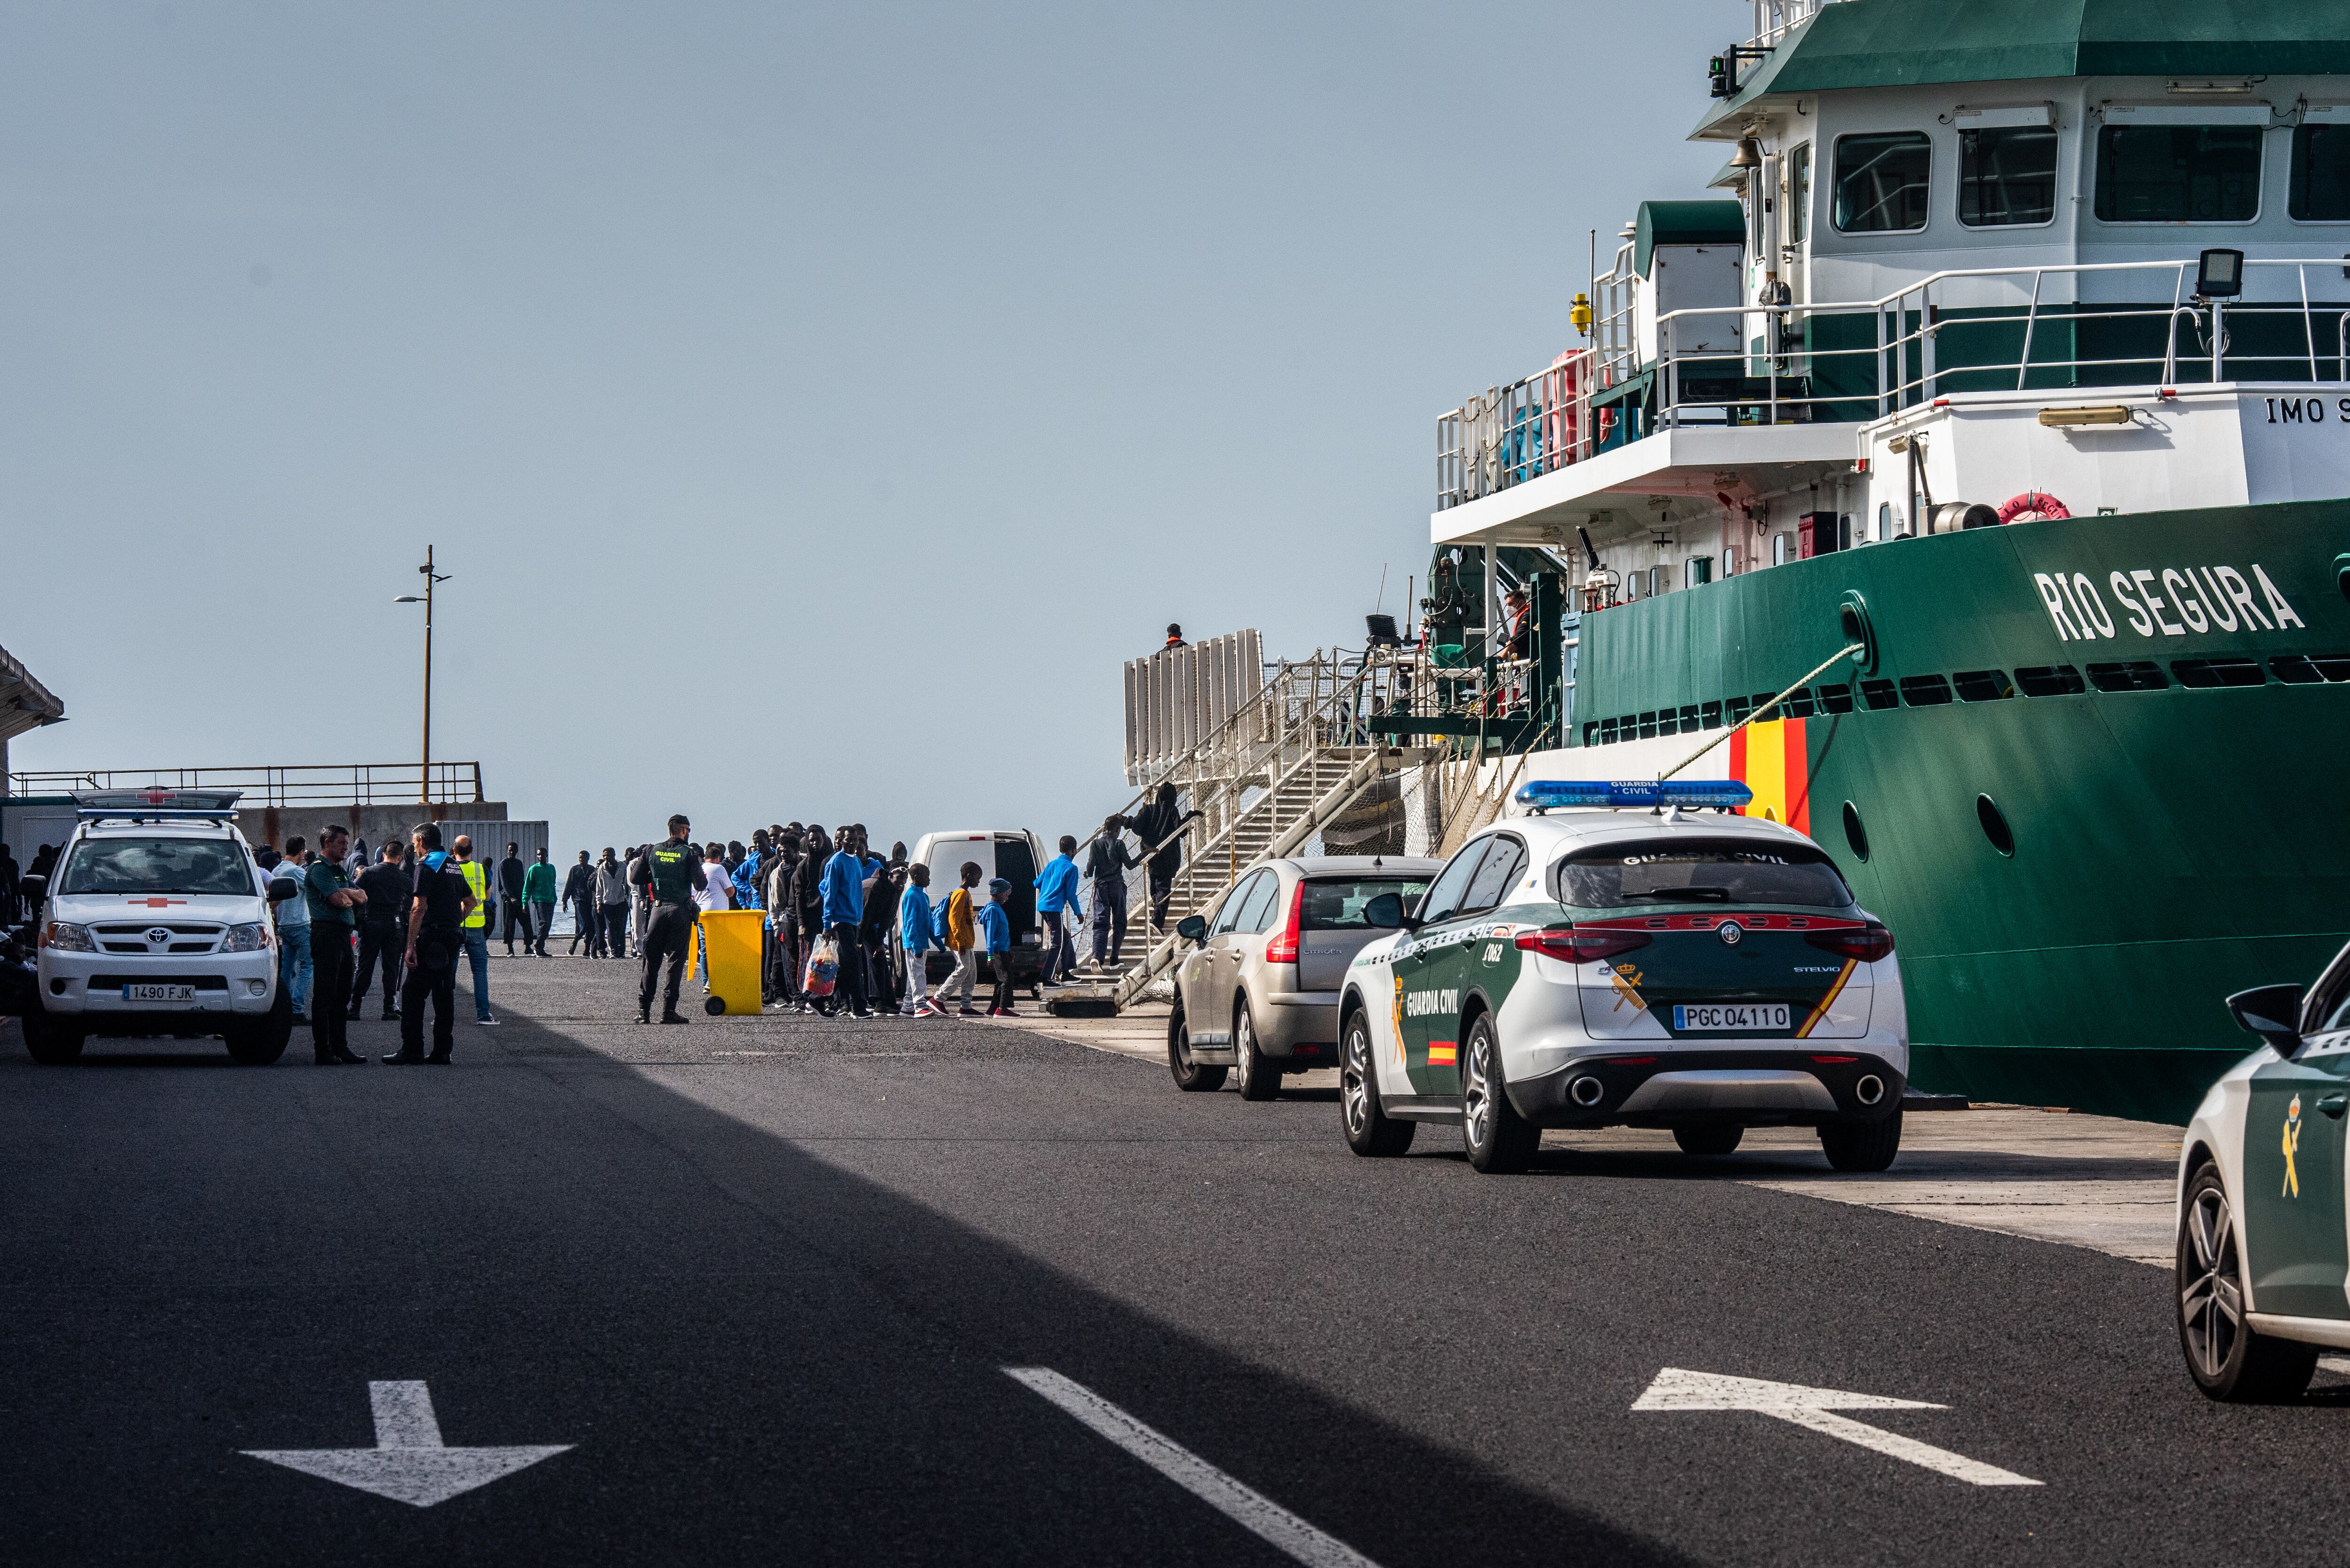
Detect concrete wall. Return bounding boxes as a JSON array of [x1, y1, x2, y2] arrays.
[[243, 802, 509, 856]]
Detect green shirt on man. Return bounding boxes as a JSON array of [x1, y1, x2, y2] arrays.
[[303, 858, 356, 929]]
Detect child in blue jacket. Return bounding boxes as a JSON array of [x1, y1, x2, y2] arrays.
[[899, 864, 937, 1017], [979, 877, 1016, 1016]]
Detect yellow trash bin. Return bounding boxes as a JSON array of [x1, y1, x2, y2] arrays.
[[697, 909, 765, 1017]]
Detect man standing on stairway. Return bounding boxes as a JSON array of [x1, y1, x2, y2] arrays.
[[1126, 782, 1202, 936], [631, 815, 707, 1024], [1084, 815, 1136, 972]]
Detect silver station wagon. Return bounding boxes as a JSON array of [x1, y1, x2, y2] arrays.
[[1167, 855, 1440, 1100]]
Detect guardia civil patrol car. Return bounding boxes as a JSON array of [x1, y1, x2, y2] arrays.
[[1337, 780, 1909, 1173], [2173, 942, 2350, 1402]]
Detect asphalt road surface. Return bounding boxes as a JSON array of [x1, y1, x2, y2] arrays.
[[1, 954, 2340, 1567]]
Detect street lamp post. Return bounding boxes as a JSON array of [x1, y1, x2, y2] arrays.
[[393, 546, 453, 808]]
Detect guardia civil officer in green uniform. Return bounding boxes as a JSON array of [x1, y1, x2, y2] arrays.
[[631, 814, 708, 1024]]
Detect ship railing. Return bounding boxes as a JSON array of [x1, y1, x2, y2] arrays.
[[1436, 354, 1592, 512], [8, 760, 487, 807], [1437, 240, 1637, 511], [1746, 0, 1827, 50], [1649, 256, 2350, 430], [1438, 254, 2350, 509]]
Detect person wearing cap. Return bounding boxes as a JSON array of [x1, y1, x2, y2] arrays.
[[979, 876, 1017, 1017], [1162, 623, 1187, 651], [630, 815, 708, 1024]]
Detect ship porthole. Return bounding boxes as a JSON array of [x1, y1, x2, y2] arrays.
[[1976, 794, 2016, 858], [1842, 801, 1870, 862]]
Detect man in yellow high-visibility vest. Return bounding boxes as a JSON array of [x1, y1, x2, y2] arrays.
[[451, 835, 498, 1026]]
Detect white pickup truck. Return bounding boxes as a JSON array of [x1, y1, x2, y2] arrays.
[[23, 789, 293, 1065]]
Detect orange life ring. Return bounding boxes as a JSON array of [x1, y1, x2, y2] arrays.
[[1997, 491, 2070, 523]]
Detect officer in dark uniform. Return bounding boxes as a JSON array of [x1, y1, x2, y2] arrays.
[[631, 813, 708, 1024]]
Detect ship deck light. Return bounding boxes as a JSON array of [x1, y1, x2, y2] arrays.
[[2196, 248, 2243, 300], [1515, 780, 1755, 814]]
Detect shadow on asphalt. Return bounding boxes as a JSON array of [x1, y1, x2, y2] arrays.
[[0, 1007, 1701, 1568]]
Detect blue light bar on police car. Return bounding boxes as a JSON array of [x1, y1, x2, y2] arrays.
[[1512, 779, 1755, 811]]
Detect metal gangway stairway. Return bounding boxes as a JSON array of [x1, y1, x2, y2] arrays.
[[1073, 646, 1432, 1011]]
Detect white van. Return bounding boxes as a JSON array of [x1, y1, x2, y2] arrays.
[[907, 830, 1050, 991]]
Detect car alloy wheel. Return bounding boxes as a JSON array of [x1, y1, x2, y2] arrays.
[[1341, 1024, 1371, 1138], [1461, 1014, 1538, 1173], [2179, 1182, 2243, 1383], [1463, 1030, 1496, 1149], [1339, 1010, 1413, 1157]]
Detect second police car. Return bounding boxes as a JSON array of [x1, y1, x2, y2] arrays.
[[2172, 940, 2350, 1402], [1336, 779, 1910, 1173]]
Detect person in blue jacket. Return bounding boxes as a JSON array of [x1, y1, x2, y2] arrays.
[[898, 863, 937, 1016], [820, 824, 874, 1018], [979, 877, 1017, 1017], [1033, 834, 1083, 987]]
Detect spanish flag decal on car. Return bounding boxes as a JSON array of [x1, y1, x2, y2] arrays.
[[1428, 1042, 1458, 1067], [1794, 959, 1857, 1039]]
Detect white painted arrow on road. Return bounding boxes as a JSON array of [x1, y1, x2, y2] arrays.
[[1632, 1368, 2041, 1488], [242, 1381, 572, 1507]]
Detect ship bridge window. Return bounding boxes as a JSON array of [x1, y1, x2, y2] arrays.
[[1700, 699, 1724, 727], [1781, 688, 1816, 717], [1898, 674, 1954, 706], [1959, 128, 2058, 226], [2086, 659, 2170, 691], [2171, 656, 2267, 688], [2014, 663, 2087, 696], [1859, 678, 1899, 710], [2094, 125, 2262, 223], [1834, 132, 1931, 233], [1953, 669, 2015, 701], [1816, 683, 1856, 713], [2271, 653, 2350, 683], [2290, 124, 2350, 221]]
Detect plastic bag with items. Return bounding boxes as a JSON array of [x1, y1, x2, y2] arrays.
[[803, 935, 838, 999]]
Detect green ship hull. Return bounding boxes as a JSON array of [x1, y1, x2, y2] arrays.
[[1568, 500, 2350, 1123]]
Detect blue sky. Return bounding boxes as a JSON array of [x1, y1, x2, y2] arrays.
[[1, 0, 1721, 852]]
